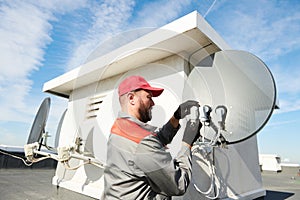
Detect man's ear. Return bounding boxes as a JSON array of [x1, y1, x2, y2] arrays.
[[127, 92, 135, 105]]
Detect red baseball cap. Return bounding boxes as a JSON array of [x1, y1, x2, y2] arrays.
[[118, 76, 164, 97]]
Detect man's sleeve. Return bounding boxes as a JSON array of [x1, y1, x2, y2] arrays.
[[156, 120, 180, 146], [134, 135, 192, 196]]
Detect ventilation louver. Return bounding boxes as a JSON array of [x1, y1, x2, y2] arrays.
[[86, 95, 104, 119]]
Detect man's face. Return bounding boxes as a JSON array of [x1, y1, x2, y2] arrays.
[[135, 90, 154, 123]]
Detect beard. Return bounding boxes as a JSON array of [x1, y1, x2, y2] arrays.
[[138, 101, 152, 123]]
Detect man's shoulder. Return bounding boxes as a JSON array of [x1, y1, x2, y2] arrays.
[[110, 118, 152, 143]]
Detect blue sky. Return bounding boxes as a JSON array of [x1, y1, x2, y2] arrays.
[[0, 0, 300, 163]]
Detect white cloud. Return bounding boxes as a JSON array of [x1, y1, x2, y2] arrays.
[[269, 55, 300, 113], [0, 1, 53, 122], [130, 0, 192, 28], [269, 120, 295, 128], [273, 65, 300, 95], [215, 0, 300, 61], [66, 0, 135, 71], [0, 2, 52, 78], [65, 0, 201, 71], [0, 0, 86, 124]]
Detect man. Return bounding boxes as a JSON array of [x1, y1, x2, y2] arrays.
[[103, 75, 201, 199]]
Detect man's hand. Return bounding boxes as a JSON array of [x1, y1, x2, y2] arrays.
[[182, 119, 202, 147], [174, 100, 199, 120]]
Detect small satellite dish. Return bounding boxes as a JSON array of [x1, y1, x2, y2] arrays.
[[184, 50, 276, 144], [27, 97, 51, 144], [54, 109, 67, 148]]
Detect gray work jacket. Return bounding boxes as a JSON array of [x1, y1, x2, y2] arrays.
[[102, 112, 192, 199]]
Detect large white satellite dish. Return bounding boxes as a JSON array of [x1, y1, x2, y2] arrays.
[[184, 50, 276, 144]]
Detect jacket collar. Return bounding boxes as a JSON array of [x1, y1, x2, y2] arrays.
[[118, 111, 158, 132]]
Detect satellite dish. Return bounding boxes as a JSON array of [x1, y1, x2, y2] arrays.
[[27, 97, 51, 144], [184, 50, 276, 144], [54, 109, 67, 148]]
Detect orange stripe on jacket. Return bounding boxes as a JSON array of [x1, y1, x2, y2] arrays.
[[111, 118, 154, 143]]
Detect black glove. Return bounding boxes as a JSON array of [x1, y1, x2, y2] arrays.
[[174, 100, 199, 120], [182, 119, 202, 146]]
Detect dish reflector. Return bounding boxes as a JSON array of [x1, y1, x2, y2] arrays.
[[184, 50, 276, 144], [54, 109, 67, 148], [27, 97, 51, 144]]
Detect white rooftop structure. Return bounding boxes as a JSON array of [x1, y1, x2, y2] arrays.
[[43, 11, 230, 98], [42, 11, 268, 199]]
